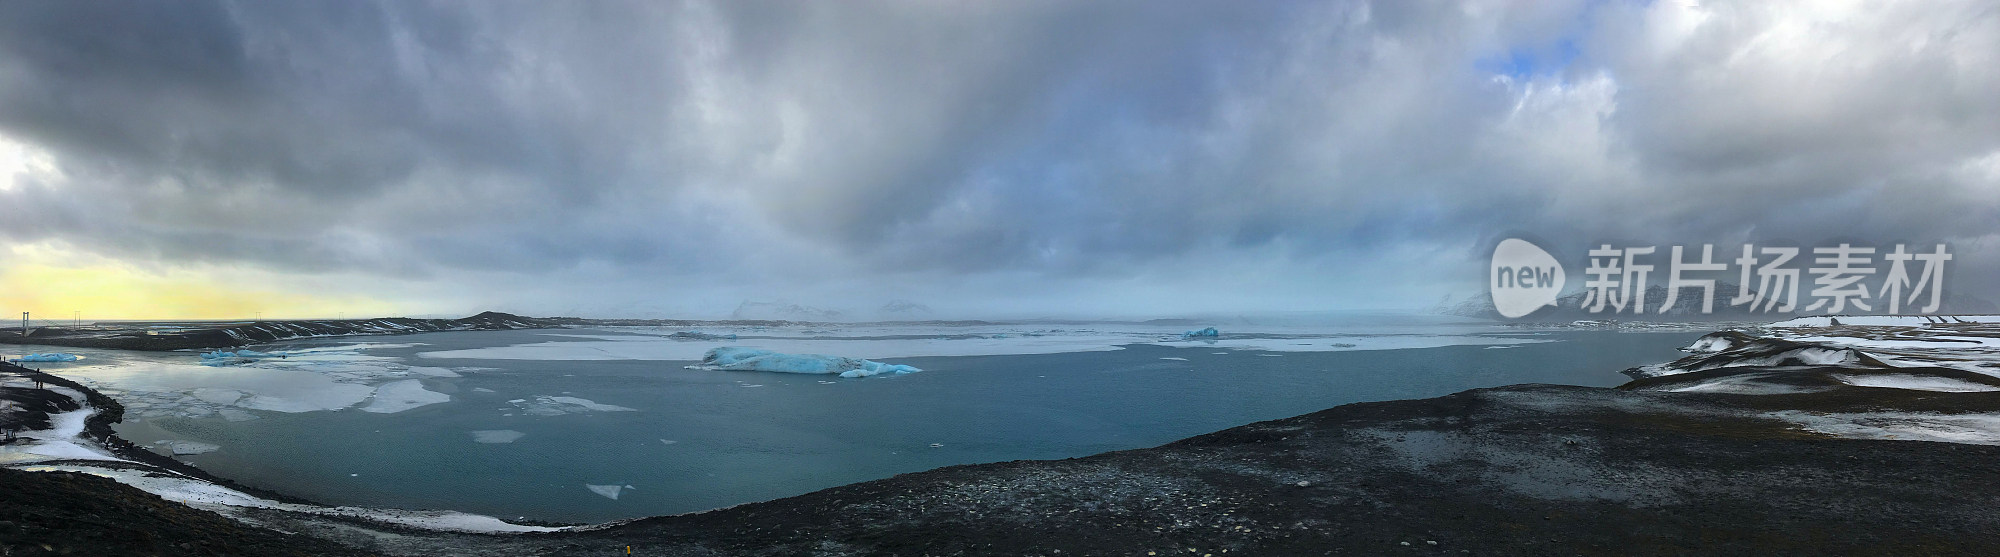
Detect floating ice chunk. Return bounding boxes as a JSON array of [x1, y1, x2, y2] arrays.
[[1180, 327, 1220, 340], [470, 430, 526, 444], [359, 380, 452, 413], [508, 396, 635, 416], [13, 353, 80, 362], [659, 439, 677, 445], [164, 441, 221, 455], [472, 387, 496, 393], [545, 396, 633, 412], [1160, 357, 1189, 361], [688, 347, 923, 378], [586, 484, 624, 500]]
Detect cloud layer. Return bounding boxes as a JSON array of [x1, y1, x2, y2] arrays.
[[1, 0, 1996, 318]]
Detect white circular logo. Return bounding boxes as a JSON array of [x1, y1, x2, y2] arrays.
[[1490, 238, 1566, 318]]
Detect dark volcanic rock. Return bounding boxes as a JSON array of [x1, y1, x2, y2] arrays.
[[0, 468, 368, 557], [485, 384, 1998, 556]]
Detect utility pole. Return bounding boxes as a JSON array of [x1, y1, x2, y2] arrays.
[[20, 312, 27, 337]]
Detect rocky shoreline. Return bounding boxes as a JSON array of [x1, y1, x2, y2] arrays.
[[7, 324, 2000, 555]]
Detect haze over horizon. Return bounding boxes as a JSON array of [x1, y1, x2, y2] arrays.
[[2, 0, 1997, 321]]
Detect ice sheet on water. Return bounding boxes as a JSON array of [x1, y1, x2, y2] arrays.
[[191, 388, 244, 405], [418, 323, 1542, 362], [12, 353, 80, 362]]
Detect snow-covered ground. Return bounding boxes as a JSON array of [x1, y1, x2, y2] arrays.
[[1762, 315, 2000, 376], [1629, 316, 2000, 446], [0, 376, 556, 533]]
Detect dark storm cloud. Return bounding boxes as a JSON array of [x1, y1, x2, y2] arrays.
[[0, 0, 1996, 314]]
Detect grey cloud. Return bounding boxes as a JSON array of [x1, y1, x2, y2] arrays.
[[0, 0, 1996, 314]]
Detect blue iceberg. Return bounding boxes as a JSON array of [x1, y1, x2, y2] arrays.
[[690, 347, 922, 378], [1180, 327, 1220, 340], [12, 353, 80, 362]]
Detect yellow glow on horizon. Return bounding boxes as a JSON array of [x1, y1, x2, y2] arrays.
[[0, 249, 399, 321]]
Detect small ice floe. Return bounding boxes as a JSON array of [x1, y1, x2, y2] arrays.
[[153, 440, 221, 455], [687, 347, 921, 378], [1484, 345, 1518, 350], [1159, 357, 1189, 361], [470, 430, 526, 444], [928, 443, 943, 448], [359, 380, 452, 413], [586, 484, 625, 500], [659, 439, 677, 445], [741, 384, 764, 388], [12, 353, 80, 363], [472, 387, 497, 393], [507, 395, 636, 416]]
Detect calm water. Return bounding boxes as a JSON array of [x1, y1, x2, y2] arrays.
[[72, 327, 1696, 523]]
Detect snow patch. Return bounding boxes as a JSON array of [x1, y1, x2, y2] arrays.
[[1834, 374, 2000, 393]]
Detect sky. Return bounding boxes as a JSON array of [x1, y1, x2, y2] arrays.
[[0, 0, 1997, 320]]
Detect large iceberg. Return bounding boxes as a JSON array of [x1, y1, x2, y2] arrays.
[[689, 347, 922, 378], [12, 353, 80, 362]]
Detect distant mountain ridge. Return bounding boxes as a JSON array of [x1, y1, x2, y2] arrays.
[[3, 312, 557, 351]]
